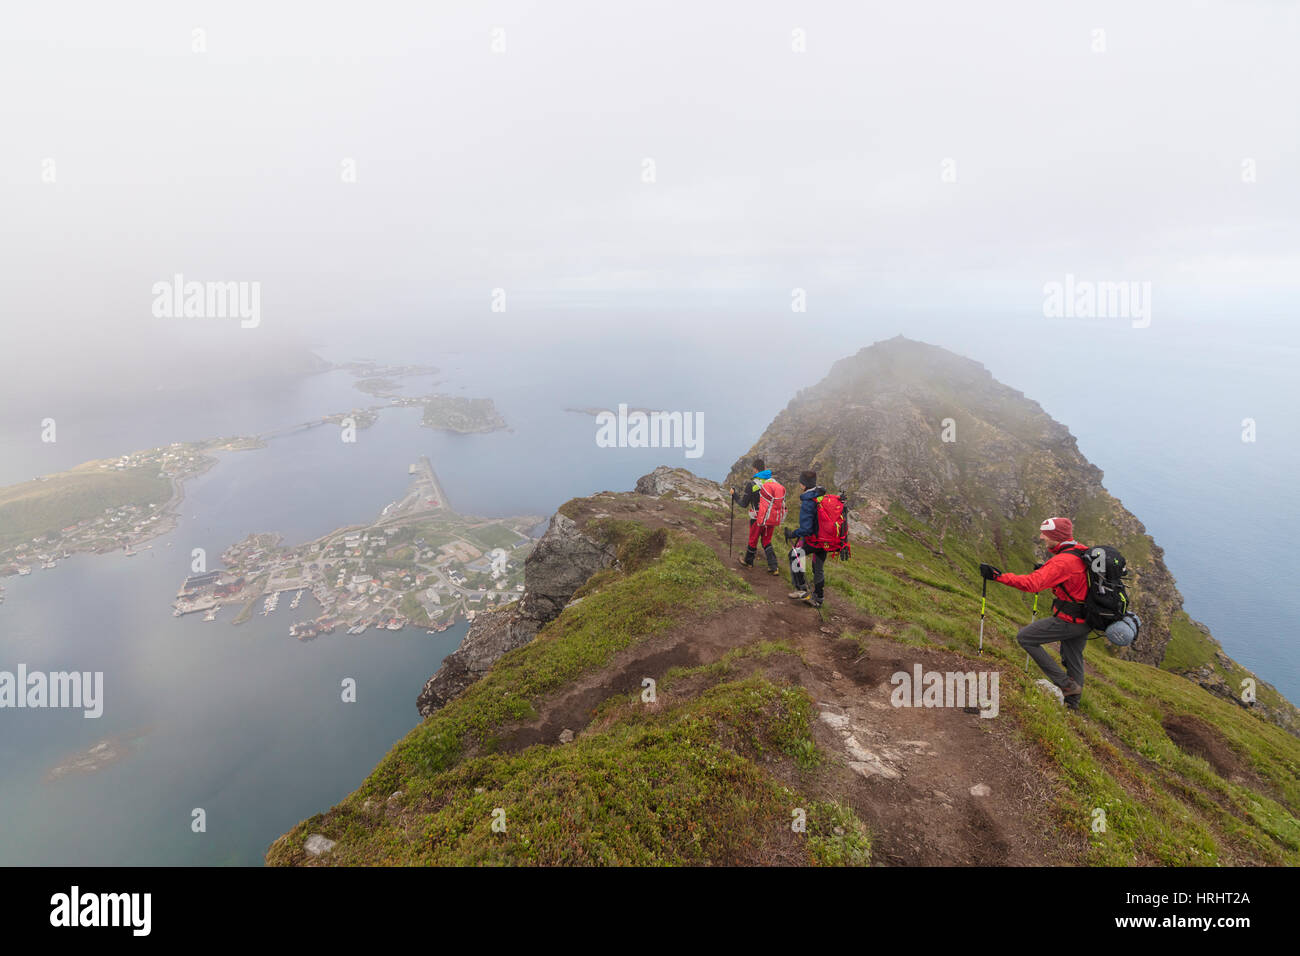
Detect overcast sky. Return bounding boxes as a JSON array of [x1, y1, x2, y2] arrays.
[[2, 0, 1297, 396]]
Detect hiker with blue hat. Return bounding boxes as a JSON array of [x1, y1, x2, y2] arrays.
[[730, 458, 785, 575]]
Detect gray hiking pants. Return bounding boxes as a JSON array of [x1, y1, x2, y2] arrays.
[[1017, 615, 1092, 689]]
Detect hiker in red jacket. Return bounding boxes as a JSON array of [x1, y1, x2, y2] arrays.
[[730, 458, 783, 574], [980, 516, 1091, 710]]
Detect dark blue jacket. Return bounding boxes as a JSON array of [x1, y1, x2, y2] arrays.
[[792, 486, 826, 539]]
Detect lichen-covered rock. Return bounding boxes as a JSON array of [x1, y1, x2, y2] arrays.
[[634, 466, 726, 502], [304, 834, 336, 857]]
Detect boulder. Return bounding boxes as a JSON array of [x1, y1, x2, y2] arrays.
[[634, 466, 725, 502], [304, 834, 336, 857], [1034, 679, 1065, 705]]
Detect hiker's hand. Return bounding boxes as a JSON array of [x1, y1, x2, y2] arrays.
[[979, 563, 1002, 581]]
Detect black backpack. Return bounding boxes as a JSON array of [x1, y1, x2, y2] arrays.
[[1055, 545, 1130, 633]]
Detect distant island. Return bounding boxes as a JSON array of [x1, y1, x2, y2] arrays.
[[45, 731, 148, 782], [417, 394, 507, 433], [337, 361, 504, 433], [347, 393, 507, 433], [338, 361, 438, 382], [354, 377, 400, 396], [322, 408, 380, 430], [344, 363, 441, 399]]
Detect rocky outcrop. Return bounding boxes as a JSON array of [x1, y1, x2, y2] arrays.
[[416, 512, 617, 717], [1174, 639, 1300, 738], [516, 512, 620, 623], [634, 466, 727, 502], [415, 603, 536, 716]]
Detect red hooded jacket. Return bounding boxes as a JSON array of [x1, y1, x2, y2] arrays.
[[996, 541, 1089, 624]]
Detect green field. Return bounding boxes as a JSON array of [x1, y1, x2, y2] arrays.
[[0, 463, 172, 550], [461, 523, 526, 552]]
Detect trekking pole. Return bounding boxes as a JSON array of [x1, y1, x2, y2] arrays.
[[728, 491, 734, 558], [978, 577, 987, 653]]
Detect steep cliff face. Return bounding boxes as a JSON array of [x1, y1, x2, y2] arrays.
[[416, 512, 618, 717]]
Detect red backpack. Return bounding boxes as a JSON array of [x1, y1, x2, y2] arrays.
[[755, 478, 786, 528], [808, 493, 850, 557]]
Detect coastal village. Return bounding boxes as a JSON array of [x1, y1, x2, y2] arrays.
[[0, 440, 244, 577], [169, 456, 540, 640]]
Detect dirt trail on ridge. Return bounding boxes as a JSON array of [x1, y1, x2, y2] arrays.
[[501, 494, 1085, 866]]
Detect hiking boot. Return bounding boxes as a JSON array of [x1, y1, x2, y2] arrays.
[[1063, 693, 1081, 711], [787, 589, 808, 600], [765, 567, 781, 576], [737, 557, 754, 569], [801, 593, 823, 608], [1058, 678, 1083, 697]]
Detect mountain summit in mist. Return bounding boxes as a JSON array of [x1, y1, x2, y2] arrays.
[[270, 337, 1300, 867]]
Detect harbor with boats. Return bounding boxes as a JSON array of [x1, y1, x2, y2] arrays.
[[167, 456, 538, 641]]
